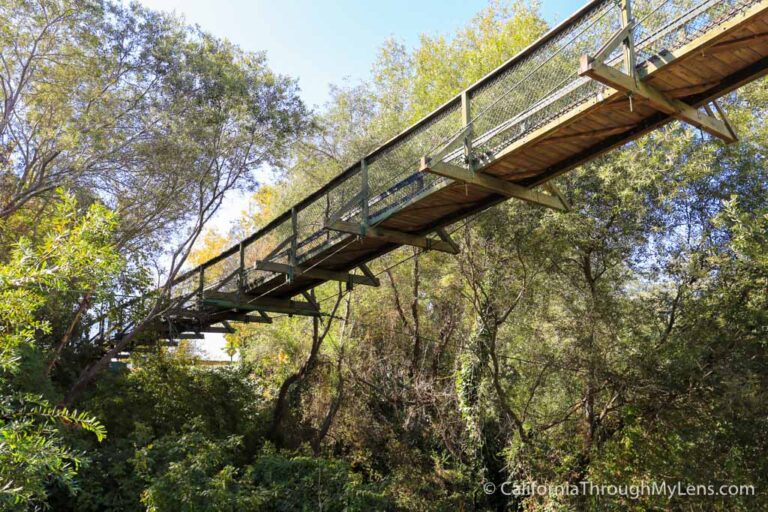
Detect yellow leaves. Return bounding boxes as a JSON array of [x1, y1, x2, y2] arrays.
[[233, 185, 279, 234], [249, 186, 278, 224], [188, 229, 229, 268]]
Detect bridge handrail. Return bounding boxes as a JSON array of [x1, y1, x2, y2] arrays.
[[165, 0, 758, 304]]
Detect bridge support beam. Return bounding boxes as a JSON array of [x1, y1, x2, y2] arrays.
[[327, 221, 459, 254], [224, 312, 273, 324], [195, 324, 236, 334], [420, 160, 569, 212], [171, 333, 205, 340], [255, 260, 380, 287], [579, 58, 737, 144], [202, 291, 321, 317]]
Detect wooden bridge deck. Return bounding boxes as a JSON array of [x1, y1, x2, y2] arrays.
[[134, 0, 768, 342]]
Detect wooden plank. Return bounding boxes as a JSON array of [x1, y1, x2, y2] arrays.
[[486, 87, 615, 167], [659, 80, 723, 98], [327, 221, 459, 254], [639, 0, 768, 78], [579, 58, 737, 143], [537, 124, 636, 144], [255, 260, 380, 287], [707, 30, 768, 54], [421, 161, 568, 212]]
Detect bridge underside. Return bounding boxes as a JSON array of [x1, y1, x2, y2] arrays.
[[126, 0, 768, 345]]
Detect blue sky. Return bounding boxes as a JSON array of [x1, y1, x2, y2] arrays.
[[139, 0, 586, 109]]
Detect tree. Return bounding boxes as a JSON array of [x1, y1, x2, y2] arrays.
[[33, 0, 312, 405]]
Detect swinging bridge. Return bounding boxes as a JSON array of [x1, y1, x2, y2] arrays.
[[107, 0, 768, 344]]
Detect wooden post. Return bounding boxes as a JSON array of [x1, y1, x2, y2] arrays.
[[325, 193, 331, 242], [238, 242, 245, 300], [289, 207, 298, 282], [620, 0, 636, 76], [461, 90, 474, 169], [198, 267, 205, 303], [360, 158, 369, 235]]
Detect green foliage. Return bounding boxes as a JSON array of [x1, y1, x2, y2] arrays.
[[0, 191, 114, 507], [62, 353, 389, 511], [3, 0, 768, 510], [135, 433, 390, 512], [0, 394, 106, 509], [247, 1, 768, 509], [0, 192, 121, 371]]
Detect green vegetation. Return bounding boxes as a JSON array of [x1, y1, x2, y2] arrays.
[[1, 0, 767, 510]]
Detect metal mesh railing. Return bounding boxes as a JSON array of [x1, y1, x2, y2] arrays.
[[634, 0, 761, 62], [166, 0, 760, 313], [467, 0, 619, 160]]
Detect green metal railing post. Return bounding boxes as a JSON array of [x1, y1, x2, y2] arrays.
[[360, 158, 369, 236], [325, 193, 331, 242], [289, 207, 298, 282], [238, 241, 245, 300], [198, 267, 205, 304]]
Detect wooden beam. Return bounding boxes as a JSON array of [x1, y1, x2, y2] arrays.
[[592, 22, 633, 64], [420, 161, 568, 211], [172, 333, 204, 340], [207, 311, 272, 324], [543, 182, 571, 212], [197, 324, 236, 334], [711, 100, 738, 141], [706, 31, 768, 54], [202, 291, 321, 317], [537, 124, 635, 144], [524, 58, 768, 189], [302, 290, 319, 310], [436, 228, 460, 253], [579, 58, 737, 144], [255, 260, 379, 287], [359, 263, 377, 283], [619, 0, 635, 75], [327, 221, 460, 254]]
